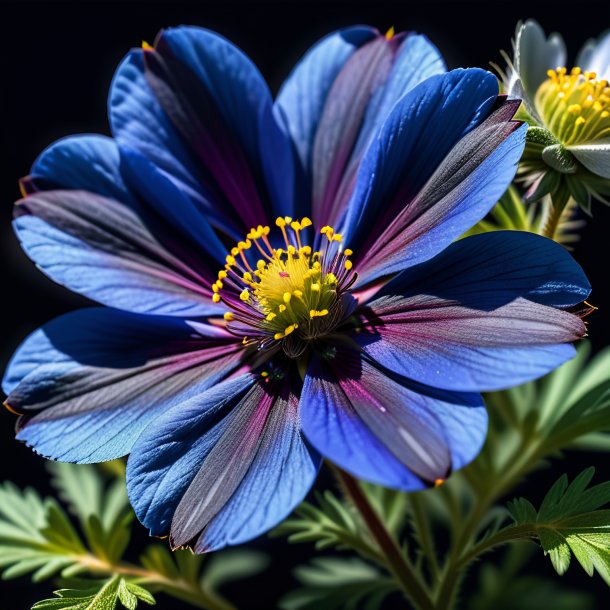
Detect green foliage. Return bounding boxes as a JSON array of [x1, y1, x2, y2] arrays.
[[272, 490, 383, 562], [279, 557, 398, 610], [464, 185, 584, 246], [139, 545, 268, 609], [466, 342, 610, 490], [468, 543, 593, 610], [31, 576, 155, 610], [0, 480, 87, 582], [0, 462, 259, 610], [508, 468, 610, 584]]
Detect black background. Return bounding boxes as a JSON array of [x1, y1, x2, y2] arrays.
[[1, 1, 610, 608]]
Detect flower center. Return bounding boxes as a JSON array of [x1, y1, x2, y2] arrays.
[[535, 67, 610, 145], [212, 217, 356, 357]]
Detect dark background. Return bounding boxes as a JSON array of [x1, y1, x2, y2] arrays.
[[1, 1, 610, 608]]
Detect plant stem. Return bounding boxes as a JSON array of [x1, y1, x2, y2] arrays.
[[409, 493, 440, 582], [332, 466, 435, 610], [434, 438, 539, 608], [543, 191, 571, 239], [75, 553, 235, 610], [456, 524, 537, 569]]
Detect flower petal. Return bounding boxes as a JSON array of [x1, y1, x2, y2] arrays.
[[300, 348, 486, 489], [26, 134, 226, 266], [14, 189, 221, 317], [109, 50, 233, 232], [569, 140, 610, 179], [126, 374, 320, 551], [110, 27, 296, 236], [7, 308, 242, 463], [355, 232, 589, 392], [28, 134, 136, 204], [278, 28, 444, 229], [342, 71, 526, 284], [512, 20, 567, 110], [275, 26, 376, 200], [576, 30, 610, 81]]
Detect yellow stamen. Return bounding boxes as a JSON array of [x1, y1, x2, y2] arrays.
[[212, 218, 357, 346], [535, 66, 610, 145]]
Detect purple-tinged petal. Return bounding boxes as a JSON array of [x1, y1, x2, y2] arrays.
[[341, 70, 525, 284], [381, 231, 591, 308], [275, 26, 376, 197], [119, 148, 227, 258], [277, 28, 444, 227], [109, 51, 239, 238], [14, 190, 221, 317], [309, 36, 394, 229], [158, 26, 296, 221], [355, 232, 589, 392], [300, 348, 486, 489], [7, 308, 243, 463], [126, 374, 320, 551], [23, 133, 226, 281]]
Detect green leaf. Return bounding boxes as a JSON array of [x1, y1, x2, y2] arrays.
[[0, 481, 87, 582], [32, 577, 155, 610], [279, 557, 398, 610], [508, 469, 610, 585], [271, 490, 382, 562], [463, 186, 584, 247], [48, 463, 130, 534], [469, 543, 593, 610]]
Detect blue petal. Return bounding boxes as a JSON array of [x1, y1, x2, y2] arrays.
[[383, 231, 591, 308], [160, 26, 296, 220], [29, 134, 135, 204], [7, 308, 242, 463], [119, 148, 226, 261], [276, 28, 444, 228], [349, 33, 446, 176], [300, 349, 486, 489], [14, 190, 221, 317], [341, 70, 526, 283], [108, 51, 235, 232], [27, 133, 225, 266], [356, 232, 589, 392], [275, 26, 376, 214], [126, 374, 320, 551]]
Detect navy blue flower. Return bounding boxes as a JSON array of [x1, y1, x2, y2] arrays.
[[4, 26, 590, 552]]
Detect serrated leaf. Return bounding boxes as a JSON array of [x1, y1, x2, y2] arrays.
[[48, 463, 105, 524], [32, 576, 121, 610], [48, 463, 130, 535], [32, 577, 155, 610], [508, 469, 610, 585], [0, 482, 87, 582], [469, 543, 593, 610], [272, 490, 382, 562]]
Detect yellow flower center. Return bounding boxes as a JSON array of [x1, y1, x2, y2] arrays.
[[212, 217, 356, 356], [535, 67, 610, 145]]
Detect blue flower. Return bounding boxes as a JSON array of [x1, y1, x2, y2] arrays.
[[4, 26, 590, 552]]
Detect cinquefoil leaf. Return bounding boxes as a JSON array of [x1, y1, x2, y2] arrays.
[[508, 468, 610, 584], [31, 576, 155, 610], [272, 490, 382, 563]]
